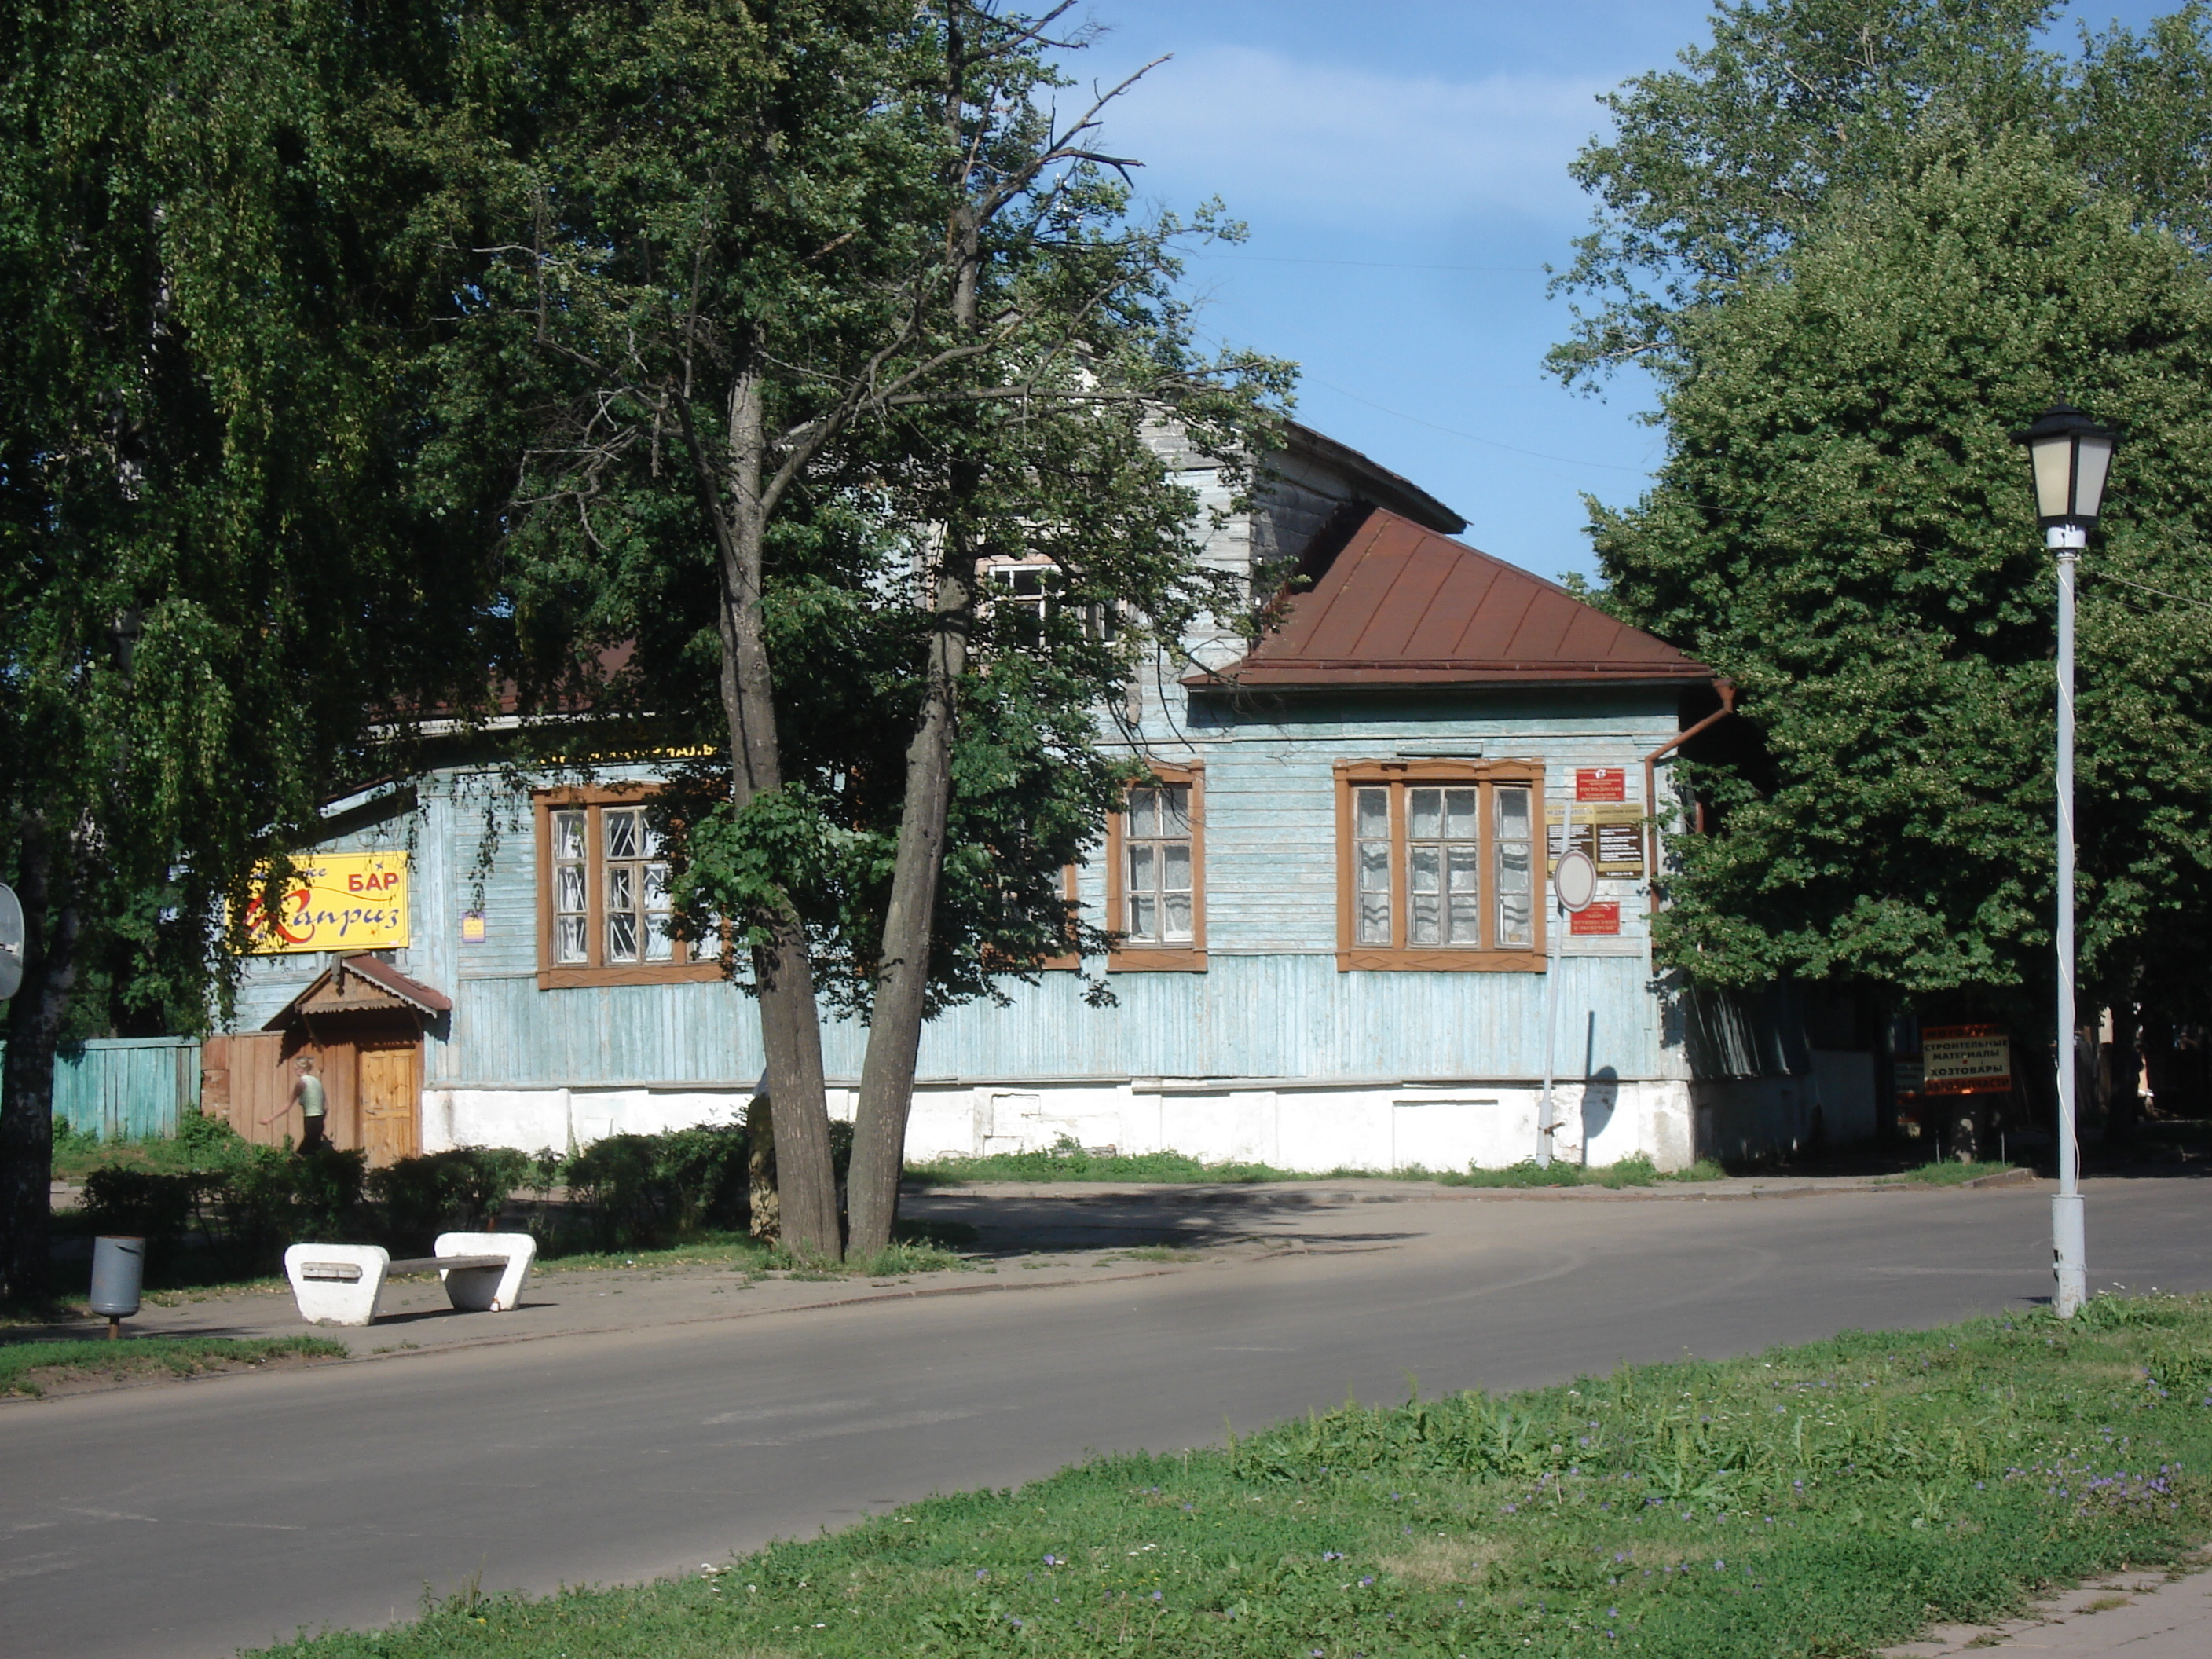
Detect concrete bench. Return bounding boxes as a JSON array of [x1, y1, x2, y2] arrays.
[[283, 1232, 537, 1327]]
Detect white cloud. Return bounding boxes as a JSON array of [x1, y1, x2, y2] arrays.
[[1090, 46, 1610, 228]]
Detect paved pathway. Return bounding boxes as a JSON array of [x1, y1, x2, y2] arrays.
[[1885, 1556, 2212, 1657], [4, 1174, 2208, 1659]]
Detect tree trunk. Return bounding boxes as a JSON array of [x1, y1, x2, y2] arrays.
[[695, 362, 841, 1259], [0, 824, 82, 1304], [845, 539, 976, 1258], [845, 46, 991, 1256]]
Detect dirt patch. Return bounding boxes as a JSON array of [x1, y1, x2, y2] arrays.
[[3, 1349, 342, 1402], [1376, 1534, 1497, 1587]]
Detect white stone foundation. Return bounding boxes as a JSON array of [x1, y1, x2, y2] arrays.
[[423, 1079, 1699, 1174]]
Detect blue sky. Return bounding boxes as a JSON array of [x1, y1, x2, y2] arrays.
[[1075, 0, 2177, 583]]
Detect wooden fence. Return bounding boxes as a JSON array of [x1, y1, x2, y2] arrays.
[[0, 1036, 204, 1141]]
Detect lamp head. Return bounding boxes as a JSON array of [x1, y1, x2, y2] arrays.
[[2012, 403, 2118, 529]]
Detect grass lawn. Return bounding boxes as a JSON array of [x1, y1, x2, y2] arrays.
[[247, 1294, 2212, 1658], [1895, 1159, 2023, 1186], [906, 1147, 1730, 1188], [0, 1334, 348, 1397], [538, 1225, 980, 1281]]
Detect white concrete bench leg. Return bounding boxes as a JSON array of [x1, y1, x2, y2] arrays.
[[284, 1245, 392, 1327], [434, 1232, 536, 1312]]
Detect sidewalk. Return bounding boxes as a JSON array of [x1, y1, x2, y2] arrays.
[[1886, 1555, 2212, 1657], [15, 1169, 2043, 1365], [13, 1167, 2034, 1362]]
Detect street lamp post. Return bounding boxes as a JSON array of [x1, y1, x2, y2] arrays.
[[2013, 403, 2117, 1320]]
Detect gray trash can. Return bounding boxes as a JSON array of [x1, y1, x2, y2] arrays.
[[91, 1236, 145, 1336]]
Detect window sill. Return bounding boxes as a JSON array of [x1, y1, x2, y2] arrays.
[[536, 962, 729, 990], [1107, 949, 1207, 972], [1335, 949, 1544, 973]]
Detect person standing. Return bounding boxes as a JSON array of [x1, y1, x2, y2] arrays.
[[262, 1055, 329, 1152]]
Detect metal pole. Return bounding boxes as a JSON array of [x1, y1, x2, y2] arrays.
[[2051, 523, 2086, 1317], [1537, 799, 1571, 1166]]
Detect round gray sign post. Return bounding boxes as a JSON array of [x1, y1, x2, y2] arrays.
[[1554, 850, 1599, 914], [0, 881, 22, 1002], [1537, 806, 1600, 1169]]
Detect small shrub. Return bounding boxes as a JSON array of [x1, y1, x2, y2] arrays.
[[1593, 1152, 1661, 1187], [565, 1124, 750, 1251], [80, 1167, 205, 1243], [52, 1117, 103, 1159], [173, 1110, 255, 1170], [1436, 1158, 1583, 1188], [219, 1145, 367, 1251], [1901, 1158, 2020, 1186], [368, 1147, 532, 1254]]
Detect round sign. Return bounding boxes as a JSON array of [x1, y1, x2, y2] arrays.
[[0, 882, 21, 1002], [1554, 850, 1599, 914]]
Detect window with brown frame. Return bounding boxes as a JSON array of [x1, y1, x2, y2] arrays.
[[1104, 763, 1205, 971], [1334, 760, 1544, 971], [985, 558, 1119, 647], [534, 789, 725, 989]]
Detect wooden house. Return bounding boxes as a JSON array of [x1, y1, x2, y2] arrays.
[[221, 424, 1875, 1170]]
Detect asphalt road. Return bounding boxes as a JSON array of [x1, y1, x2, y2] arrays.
[[5, 1178, 2209, 1659]]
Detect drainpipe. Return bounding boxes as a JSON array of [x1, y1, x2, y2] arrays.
[[1640, 679, 1738, 915]]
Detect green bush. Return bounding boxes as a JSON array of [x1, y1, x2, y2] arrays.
[[52, 1117, 102, 1159], [368, 1147, 533, 1254], [173, 1110, 255, 1170], [220, 1145, 368, 1251], [564, 1124, 751, 1251], [79, 1166, 207, 1243]]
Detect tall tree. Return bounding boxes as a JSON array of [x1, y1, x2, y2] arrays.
[[0, 0, 501, 1298], [451, 0, 935, 1258], [1586, 134, 2212, 1026], [1549, 0, 2061, 388], [838, 2, 1284, 1258], [465, 0, 1284, 1258]]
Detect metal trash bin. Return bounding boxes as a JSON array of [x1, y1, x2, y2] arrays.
[[90, 1236, 145, 1336]]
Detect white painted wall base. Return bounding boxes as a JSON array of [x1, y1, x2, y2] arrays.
[[423, 1077, 1699, 1174]]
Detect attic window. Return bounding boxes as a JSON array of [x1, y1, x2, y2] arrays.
[[986, 559, 1118, 647]]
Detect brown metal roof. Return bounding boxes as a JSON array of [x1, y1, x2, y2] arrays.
[[1190, 508, 1710, 689]]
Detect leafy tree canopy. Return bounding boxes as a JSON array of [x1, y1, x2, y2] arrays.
[[1591, 132, 2212, 1014], [1551, 0, 2212, 388], [0, 0, 508, 1295]]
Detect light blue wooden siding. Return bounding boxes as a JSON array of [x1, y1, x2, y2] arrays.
[[439, 950, 1654, 1086], [234, 692, 1687, 1090]]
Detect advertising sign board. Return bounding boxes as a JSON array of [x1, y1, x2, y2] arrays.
[[240, 852, 410, 954], [1921, 1025, 2012, 1096]]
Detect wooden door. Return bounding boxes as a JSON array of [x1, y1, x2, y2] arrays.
[[357, 1043, 422, 1167]]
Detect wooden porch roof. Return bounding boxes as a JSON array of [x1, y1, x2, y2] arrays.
[[262, 954, 452, 1030]]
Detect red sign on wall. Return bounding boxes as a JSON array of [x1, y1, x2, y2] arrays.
[[1577, 767, 1626, 802], [1569, 902, 1621, 936]]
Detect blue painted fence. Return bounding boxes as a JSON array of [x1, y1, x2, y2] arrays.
[[0, 1037, 202, 1141]]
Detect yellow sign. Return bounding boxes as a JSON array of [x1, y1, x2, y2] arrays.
[[242, 851, 411, 954]]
